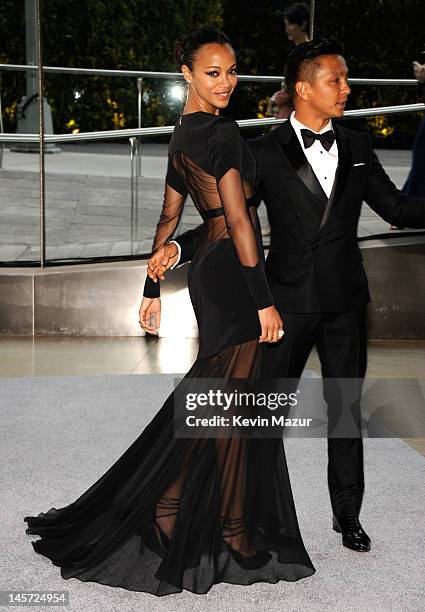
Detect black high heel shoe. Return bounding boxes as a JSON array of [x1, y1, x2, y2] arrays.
[[144, 521, 171, 558], [224, 542, 272, 570], [144, 496, 179, 557], [222, 517, 271, 570]]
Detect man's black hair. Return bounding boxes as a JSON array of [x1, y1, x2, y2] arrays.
[[285, 37, 345, 97]]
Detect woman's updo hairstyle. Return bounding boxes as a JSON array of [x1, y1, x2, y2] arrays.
[[175, 26, 233, 70]]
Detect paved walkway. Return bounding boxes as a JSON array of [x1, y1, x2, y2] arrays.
[[0, 143, 419, 262]]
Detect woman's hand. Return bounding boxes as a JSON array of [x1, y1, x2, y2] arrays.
[[139, 297, 161, 335], [147, 243, 179, 283], [413, 61, 425, 82], [258, 305, 284, 343]]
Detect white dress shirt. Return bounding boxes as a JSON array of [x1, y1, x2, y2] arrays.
[[289, 111, 338, 198]]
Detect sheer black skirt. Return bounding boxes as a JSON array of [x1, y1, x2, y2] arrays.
[[24, 342, 315, 596], [24, 238, 315, 597]]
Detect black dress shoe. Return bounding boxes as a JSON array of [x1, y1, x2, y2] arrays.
[[332, 516, 371, 552]]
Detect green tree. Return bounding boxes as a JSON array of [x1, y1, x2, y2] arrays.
[[0, 0, 223, 132], [1, 0, 424, 146]]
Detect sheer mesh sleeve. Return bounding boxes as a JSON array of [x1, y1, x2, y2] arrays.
[[211, 120, 274, 310], [143, 156, 187, 298]]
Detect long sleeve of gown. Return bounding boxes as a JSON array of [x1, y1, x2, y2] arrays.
[[210, 119, 274, 310], [143, 156, 187, 297]]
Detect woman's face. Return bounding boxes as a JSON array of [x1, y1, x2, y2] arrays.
[[182, 43, 237, 113], [284, 17, 307, 42]]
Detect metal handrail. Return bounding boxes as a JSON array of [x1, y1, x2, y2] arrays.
[[35, 0, 46, 269], [0, 103, 423, 144], [0, 63, 420, 85], [0, 72, 4, 168], [309, 0, 316, 39]]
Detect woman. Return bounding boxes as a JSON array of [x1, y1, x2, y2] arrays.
[[24, 27, 315, 596]]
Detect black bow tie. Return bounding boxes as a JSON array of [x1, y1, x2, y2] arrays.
[[301, 128, 336, 151]]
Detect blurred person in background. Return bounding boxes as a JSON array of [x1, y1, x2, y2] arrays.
[[267, 2, 311, 121], [390, 54, 425, 229], [264, 2, 311, 236], [284, 1, 311, 45], [402, 57, 425, 197]]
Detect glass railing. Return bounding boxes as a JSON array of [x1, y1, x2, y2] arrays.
[[1, 61, 425, 266]]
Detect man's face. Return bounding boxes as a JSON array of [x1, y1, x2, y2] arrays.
[[296, 54, 351, 118]]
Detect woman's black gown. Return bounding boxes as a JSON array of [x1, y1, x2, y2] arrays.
[[24, 112, 315, 596]]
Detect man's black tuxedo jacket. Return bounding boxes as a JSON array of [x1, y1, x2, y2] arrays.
[[175, 119, 425, 313]]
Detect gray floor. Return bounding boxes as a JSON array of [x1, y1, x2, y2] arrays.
[[1, 335, 424, 458], [1, 373, 424, 611], [0, 144, 420, 262]]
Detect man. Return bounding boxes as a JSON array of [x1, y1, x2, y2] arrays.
[[145, 38, 425, 552]]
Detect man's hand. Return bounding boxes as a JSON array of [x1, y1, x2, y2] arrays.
[[139, 297, 161, 335], [147, 243, 179, 283]]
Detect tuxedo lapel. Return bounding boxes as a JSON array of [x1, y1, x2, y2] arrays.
[[319, 122, 352, 230], [276, 121, 327, 209]]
